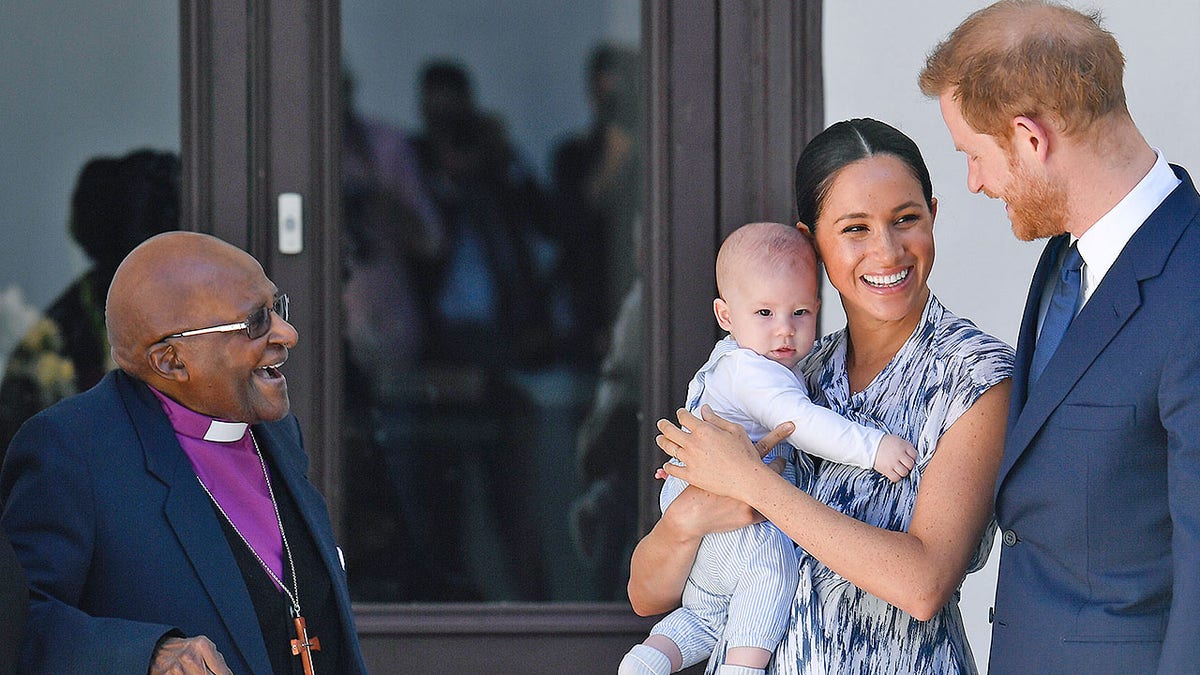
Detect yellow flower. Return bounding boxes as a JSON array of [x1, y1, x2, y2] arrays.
[[20, 318, 65, 353], [33, 352, 76, 402]]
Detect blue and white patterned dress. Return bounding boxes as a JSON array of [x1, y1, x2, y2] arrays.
[[770, 295, 1014, 675]]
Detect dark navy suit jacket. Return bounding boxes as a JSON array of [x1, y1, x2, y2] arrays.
[[0, 369, 368, 674], [990, 165, 1200, 674]]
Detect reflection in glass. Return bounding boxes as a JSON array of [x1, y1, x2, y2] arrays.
[[0, 3, 180, 462], [339, 1, 642, 603], [0, 151, 181, 454]]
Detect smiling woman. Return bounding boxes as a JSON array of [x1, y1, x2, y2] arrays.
[[808, 154, 935, 376], [629, 119, 1013, 674]]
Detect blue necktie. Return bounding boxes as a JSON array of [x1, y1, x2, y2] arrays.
[[1029, 241, 1083, 384]]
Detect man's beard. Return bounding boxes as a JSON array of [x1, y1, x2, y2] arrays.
[[1006, 155, 1069, 242]]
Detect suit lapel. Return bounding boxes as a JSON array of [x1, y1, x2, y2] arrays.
[[116, 374, 272, 674], [1002, 258, 1142, 477], [998, 167, 1200, 490], [252, 422, 340, 577]]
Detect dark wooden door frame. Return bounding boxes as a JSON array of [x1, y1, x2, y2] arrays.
[[179, 1, 822, 670], [641, 0, 823, 529], [180, 0, 343, 498]]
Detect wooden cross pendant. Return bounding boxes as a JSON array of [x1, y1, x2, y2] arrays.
[[290, 614, 321, 675]]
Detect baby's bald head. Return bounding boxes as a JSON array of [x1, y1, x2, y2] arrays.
[[715, 222, 817, 301]]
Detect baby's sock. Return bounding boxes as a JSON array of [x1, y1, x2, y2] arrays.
[[618, 643, 673, 675], [716, 665, 765, 675]]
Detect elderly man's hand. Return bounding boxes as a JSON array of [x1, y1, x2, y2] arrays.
[[150, 636, 233, 675]]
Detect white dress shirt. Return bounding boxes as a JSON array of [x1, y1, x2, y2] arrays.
[[1077, 149, 1180, 306], [1038, 149, 1180, 336]]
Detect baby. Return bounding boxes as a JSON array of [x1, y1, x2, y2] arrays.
[[619, 222, 917, 675]]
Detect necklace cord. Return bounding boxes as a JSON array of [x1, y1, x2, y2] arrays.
[[195, 431, 302, 617]]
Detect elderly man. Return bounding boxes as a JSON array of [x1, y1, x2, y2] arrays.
[[0, 232, 367, 674], [921, 1, 1200, 673]]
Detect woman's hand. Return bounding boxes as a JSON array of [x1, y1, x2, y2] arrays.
[[628, 410, 793, 616], [656, 405, 792, 504]]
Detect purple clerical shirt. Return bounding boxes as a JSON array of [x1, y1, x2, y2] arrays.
[[150, 388, 285, 590]]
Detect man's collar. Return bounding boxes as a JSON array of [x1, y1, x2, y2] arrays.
[[148, 387, 249, 443]]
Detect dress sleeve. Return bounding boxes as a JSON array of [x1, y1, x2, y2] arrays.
[[926, 326, 1014, 444]]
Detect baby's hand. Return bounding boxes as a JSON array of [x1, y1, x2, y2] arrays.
[[874, 434, 917, 483]]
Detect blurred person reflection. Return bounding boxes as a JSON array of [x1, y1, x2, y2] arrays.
[[555, 43, 644, 600], [551, 43, 642, 367], [344, 59, 559, 601], [411, 59, 556, 601], [571, 274, 642, 600], [0, 149, 179, 458], [411, 59, 559, 369], [339, 68, 458, 600]]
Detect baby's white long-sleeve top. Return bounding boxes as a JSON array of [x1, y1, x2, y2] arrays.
[[684, 336, 882, 469]]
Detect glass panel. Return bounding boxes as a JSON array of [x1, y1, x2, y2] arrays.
[[339, 0, 642, 602], [0, 4, 179, 457]]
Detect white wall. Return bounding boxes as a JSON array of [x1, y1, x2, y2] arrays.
[[823, 1, 1200, 670]]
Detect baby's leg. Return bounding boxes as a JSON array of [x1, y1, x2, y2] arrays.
[[722, 646, 772, 670], [716, 663, 771, 675], [619, 636, 679, 675], [621, 597, 720, 674], [719, 523, 799, 673]]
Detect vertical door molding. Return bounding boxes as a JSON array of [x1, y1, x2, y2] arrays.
[[641, 0, 823, 533], [257, 0, 344, 501], [180, 0, 343, 501], [180, 1, 251, 244]]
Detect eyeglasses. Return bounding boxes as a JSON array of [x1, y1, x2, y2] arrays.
[[160, 293, 289, 341]]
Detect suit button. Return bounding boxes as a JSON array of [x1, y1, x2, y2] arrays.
[[1002, 529, 1019, 546]]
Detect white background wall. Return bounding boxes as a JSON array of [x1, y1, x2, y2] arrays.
[[824, 1, 1200, 669]]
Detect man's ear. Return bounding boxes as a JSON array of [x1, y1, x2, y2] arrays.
[[147, 342, 189, 383], [1012, 115, 1050, 162], [713, 297, 734, 333]]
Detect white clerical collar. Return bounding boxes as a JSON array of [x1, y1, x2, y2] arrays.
[[149, 386, 250, 444], [203, 419, 250, 442]]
